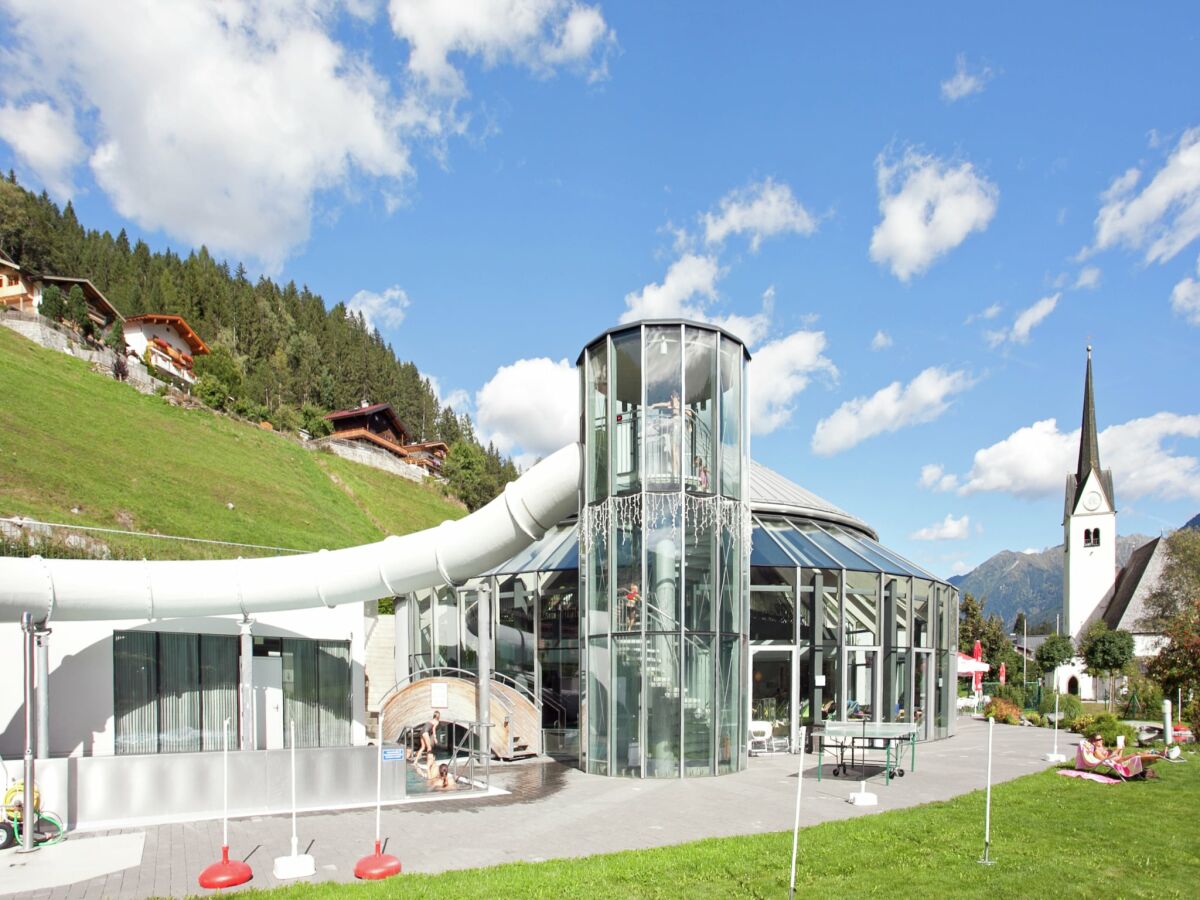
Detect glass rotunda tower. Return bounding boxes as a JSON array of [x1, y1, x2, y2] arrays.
[[579, 320, 750, 778]]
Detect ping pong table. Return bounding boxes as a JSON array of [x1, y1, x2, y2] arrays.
[[815, 721, 919, 785]]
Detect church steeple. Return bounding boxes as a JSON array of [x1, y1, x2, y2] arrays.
[[1076, 345, 1101, 482]]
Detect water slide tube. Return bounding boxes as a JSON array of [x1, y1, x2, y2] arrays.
[[0, 443, 581, 623]]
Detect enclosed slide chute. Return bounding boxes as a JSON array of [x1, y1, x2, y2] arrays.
[[0, 443, 582, 623]]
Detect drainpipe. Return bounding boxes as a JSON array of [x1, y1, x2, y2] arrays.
[[34, 623, 51, 759], [476, 583, 492, 763], [18, 612, 38, 853]]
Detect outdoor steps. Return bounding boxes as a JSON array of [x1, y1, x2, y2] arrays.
[[363, 612, 396, 739]]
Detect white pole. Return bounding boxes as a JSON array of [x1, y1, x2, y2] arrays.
[[1043, 691, 1065, 762], [979, 716, 994, 865], [1163, 700, 1173, 746], [223, 717, 230, 849], [290, 719, 298, 857], [375, 731, 383, 845], [788, 726, 807, 900]]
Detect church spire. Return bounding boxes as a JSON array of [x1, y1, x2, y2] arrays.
[[1076, 344, 1101, 481]]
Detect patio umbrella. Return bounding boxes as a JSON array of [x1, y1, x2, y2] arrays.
[[999, 662, 1006, 685], [972, 640, 984, 693], [956, 652, 989, 676]]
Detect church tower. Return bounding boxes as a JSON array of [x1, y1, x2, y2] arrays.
[[1062, 346, 1117, 640]]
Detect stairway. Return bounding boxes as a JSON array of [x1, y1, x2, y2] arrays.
[[364, 613, 395, 739]]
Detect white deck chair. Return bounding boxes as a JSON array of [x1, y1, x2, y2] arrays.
[[748, 721, 772, 755]]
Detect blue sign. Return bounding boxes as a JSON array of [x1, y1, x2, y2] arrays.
[[382, 748, 405, 762]]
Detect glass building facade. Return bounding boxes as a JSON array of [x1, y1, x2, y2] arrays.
[[396, 319, 959, 777]]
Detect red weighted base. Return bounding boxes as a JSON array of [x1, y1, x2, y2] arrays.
[[198, 845, 254, 889], [354, 841, 402, 880]]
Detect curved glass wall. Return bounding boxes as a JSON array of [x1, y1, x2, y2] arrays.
[[580, 321, 749, 778]]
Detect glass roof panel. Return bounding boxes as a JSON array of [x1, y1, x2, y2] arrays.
[[750, 517, 800, 567], [538, 526, 580, 571], [759, 517, 841, 568], [852, 532, 940, 581], [818, 524, 906, 574], [792, 521, 880, 571]]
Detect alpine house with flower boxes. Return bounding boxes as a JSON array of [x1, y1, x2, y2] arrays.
[[123, 314, 210, 385], [324, 401, 449, 476]]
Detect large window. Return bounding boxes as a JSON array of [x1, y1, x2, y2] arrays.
[[283, 638, 352, 748], [114, 630, 238, 755]]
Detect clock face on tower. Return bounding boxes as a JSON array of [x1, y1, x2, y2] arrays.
[[1083, 490, 1101, 511]]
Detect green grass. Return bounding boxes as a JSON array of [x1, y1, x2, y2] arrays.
[[0, 325, 463, 558], [233, 755, 1199, 899]]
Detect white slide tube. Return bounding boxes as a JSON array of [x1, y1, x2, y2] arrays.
[[0, 443, 582, 623]]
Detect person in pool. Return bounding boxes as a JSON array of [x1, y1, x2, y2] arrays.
[[427, 761, 455, 790], [416, 710, 441, 768]]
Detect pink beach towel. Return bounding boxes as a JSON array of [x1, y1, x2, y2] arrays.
[[1057, 769, 1121, 784]]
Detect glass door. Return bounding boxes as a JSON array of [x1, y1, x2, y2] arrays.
[[750, 648, 795, 751], [913, 651, 932, 741]]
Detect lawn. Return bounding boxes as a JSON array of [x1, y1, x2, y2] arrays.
[[0, 326, 463, 559], [233, 753, 1199, 899]]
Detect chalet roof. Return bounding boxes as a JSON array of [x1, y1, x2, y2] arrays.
[[39, 276, 123, 323], [124, 314, 210, 355], [0, 247, 18, 269], [1102, 537, 1166, 633], [325, 402, 411, 439], [403, 440, 449, 453]]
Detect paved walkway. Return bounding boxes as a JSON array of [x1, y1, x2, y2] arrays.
[[3, 717, 1060, 898]]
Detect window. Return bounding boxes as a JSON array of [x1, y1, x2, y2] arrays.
[[113, 630, 238, 755], [1083, 528, 1100, 548]]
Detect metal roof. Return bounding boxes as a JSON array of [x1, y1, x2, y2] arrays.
[[748, 460, 876, 539]]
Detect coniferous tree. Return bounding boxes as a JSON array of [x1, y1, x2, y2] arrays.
[[38, 283, 64, 321]]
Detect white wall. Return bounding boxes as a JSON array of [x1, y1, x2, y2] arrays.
[[1063, 470, 1117, 641], [0, 604, 367, 760], [125, 321, 197, 384]]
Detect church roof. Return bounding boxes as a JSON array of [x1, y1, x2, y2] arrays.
[[1102, 537, 1166, 632], [1069, 347, 1115, 516]]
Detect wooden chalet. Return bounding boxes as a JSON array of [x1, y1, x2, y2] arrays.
[[124, 313, 209, 385], [0, 254, 123, 335], [324, 402, 448, 474], [401, 440, 450, 475]]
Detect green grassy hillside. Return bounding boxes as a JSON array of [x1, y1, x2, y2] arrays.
[[0, 325, 464, 559]]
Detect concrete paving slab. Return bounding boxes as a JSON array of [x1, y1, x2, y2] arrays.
[[1, 717, 1062, 898], [0, 833, 144, 896]]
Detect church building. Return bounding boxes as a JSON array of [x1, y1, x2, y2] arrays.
[[1054, 347, 1166, 699]]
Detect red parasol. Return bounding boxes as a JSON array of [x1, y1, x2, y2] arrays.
[[972, 640, 984, 692], [999, 662, 1006, 685]]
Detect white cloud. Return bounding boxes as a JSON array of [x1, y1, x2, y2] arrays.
[[1088, 126, 1200, 264], [948, 560, 971, 576], [1170, 255, 1200, 325], [940, 53, 993, 102], [870, 147, 999, 281], [346, 285, 411, 330], [748, 330, 838, 435], [1073, 266, 1101, 290], [910, 513, 970, 541], [388, 0, 615, 97], [702, 178, 817, 251], [964, 303, 1002, 325], [954, 413, 1200, 501], [918, 463, 959, 492], [426, 374, 471, 413], [618, 255, 773, 346], [811, 366, 975, 456], [474, 356, 578, 467], [0, 100, 85, 198], [0, 1, 610, 269], [871, 330, 893, 351], [987, 293, 1060, 347]]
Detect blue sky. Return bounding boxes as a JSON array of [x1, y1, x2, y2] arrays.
[[2, 2, 1198, 577]]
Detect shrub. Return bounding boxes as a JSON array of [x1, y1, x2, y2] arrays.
[[194, 374, 228, 410], [269, 404, 302, 434], [1071, 714, 1096, 736], [300, 403, 333, 438], [232, 396, 269, 421], [1186, 700, 1200, 738], [984, 697, 1021, 725], [1024, 711, 1044, 727], [39, 284, 64, 321], [1039, 691, 1083, 724], [1082, 712, 1139, 747], [993, 684, 1026, 709]]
